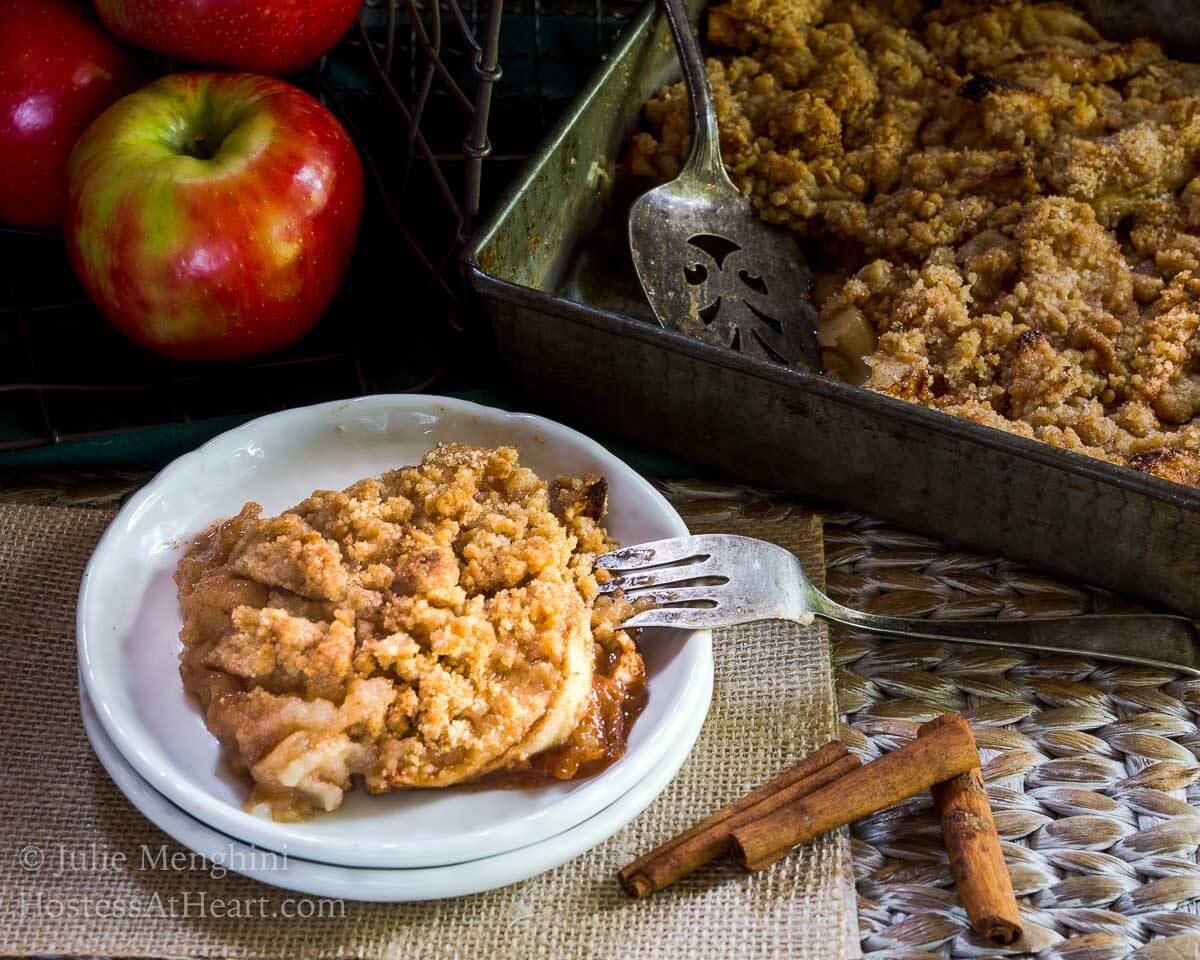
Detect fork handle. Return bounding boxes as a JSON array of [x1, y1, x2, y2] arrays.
[[811, 596, 1200, 675]]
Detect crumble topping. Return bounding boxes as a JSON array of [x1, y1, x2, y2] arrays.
[[629, 0, 1200, 483], [176, 444, 644, 820]]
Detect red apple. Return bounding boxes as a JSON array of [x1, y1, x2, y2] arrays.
[[65, 72, 364, 361], [92, 0, 363, 75], [0, 0, 142, 227]]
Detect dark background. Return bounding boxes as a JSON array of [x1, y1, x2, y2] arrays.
[[0, 0, 646, 468]]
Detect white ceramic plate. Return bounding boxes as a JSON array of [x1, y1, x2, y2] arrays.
[[78, 395, 712, 869], [80, 679, 706, 901]]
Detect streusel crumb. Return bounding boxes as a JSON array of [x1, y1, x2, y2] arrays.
[[176, 444, 645, 820], [630, 0, 1200, 483]]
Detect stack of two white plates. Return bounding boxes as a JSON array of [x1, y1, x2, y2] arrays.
[[76, 396, 714, 901]]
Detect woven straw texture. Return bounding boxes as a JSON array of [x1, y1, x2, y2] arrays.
[[0, 491, 854, 959], [8, 469, 1200, 960], [816, 509, 1200, 960]]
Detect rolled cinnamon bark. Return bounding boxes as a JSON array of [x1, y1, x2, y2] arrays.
[[619, 742, 860, 897], [730, 713, 980, 870], [919, 716, 1023, 946]]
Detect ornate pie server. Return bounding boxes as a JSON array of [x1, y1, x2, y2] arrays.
[[628, 0, 820, 368]]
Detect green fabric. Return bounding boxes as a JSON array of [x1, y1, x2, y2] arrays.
[[0, 388, 696, 478]]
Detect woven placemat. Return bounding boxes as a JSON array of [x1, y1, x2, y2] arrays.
[[816, 510, 1200, 960], [0, 486, 854, 959], [8, 469, 1200, 960]]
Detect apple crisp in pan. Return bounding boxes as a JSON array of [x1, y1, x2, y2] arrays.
[[629, 0, 1200, 485], [176, 444, 645, 821]]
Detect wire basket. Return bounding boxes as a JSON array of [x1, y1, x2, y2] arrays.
[[0, 0, 641, 456]]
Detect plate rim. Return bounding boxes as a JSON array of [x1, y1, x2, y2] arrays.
[[76, 393, 713, 868], [79, 672, 710, 902]]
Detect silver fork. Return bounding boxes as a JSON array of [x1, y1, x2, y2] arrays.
[[597, 535, 1200, 675]]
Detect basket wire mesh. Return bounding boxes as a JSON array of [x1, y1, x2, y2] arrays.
[[0, 0, 640, 454]]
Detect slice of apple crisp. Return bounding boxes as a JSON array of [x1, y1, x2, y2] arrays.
[[175, 444, 645, 821]]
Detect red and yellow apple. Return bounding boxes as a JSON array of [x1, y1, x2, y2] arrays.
[[0, 0, 142, 227], [92, 0, 363, 75], [65, 72, 364, 361]]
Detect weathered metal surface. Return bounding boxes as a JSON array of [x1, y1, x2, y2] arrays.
[[466, 0, 1200, 617]]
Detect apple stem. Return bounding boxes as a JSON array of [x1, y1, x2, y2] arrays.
[[184, 132, 218, 161]]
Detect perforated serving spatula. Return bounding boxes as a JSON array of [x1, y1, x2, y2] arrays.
[[628, 0, 820, 368]]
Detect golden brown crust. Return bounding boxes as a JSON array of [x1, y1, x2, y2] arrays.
[[631, 0, 1200, 481], [176, 445, 645, 820]]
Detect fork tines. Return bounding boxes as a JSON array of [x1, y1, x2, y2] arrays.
[[596, 535, 732, 630]]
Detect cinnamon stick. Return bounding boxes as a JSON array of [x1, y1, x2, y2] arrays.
[[918, 716, 1023, 947], [730, 713, 980, 871], [619, 741, 860, 897]]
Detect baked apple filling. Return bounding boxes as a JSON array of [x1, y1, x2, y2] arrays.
[[175, 444, 645, 820]]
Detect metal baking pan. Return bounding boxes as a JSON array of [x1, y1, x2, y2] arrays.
[[466, 0, 1200, 616]]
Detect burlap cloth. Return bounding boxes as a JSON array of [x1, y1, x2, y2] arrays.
[[0, 487, 856, 959]]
